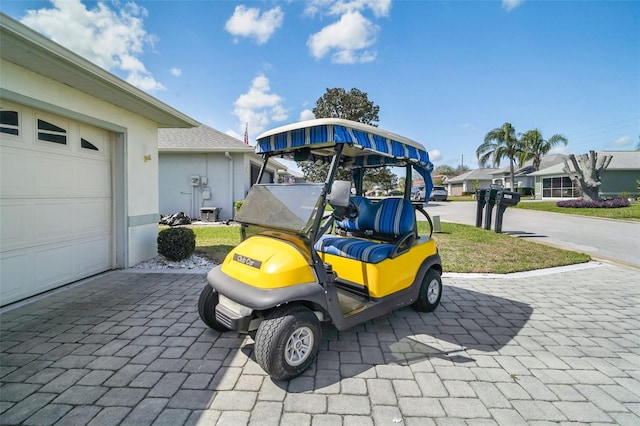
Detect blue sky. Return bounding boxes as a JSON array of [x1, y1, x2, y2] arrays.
[[2, 0, 638, 169]]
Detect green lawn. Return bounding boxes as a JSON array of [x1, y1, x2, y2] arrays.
[[515, 200, 640, 221], [183, 221, 591, 274]]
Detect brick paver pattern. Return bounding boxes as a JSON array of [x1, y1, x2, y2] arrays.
[[1, 264, 639, 425]]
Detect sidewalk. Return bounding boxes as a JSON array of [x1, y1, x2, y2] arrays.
[[1, 263, 639, 425]]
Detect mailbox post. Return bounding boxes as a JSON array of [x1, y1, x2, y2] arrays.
[[483, 188, 500, 230], [494, 190, 521, 233], [475, 188, 487, 227]]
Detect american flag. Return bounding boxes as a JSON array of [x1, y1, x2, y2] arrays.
[[243, 123, 249, 144]]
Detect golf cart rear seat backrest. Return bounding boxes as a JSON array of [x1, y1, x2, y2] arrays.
[[314, 197, 416, 264], [337, 196, 415, 238]]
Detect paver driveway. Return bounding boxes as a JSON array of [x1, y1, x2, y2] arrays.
[[1, 264, 639, 425]]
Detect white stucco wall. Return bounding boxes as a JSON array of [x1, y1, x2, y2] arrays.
[[1, 59, 161, 267], [159, 152, 245, 221]]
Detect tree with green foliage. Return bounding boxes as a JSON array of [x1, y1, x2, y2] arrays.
[[477, 122, 524, 190], [300, 87, 387, 186], [312, 88, 380, 125], [362, 167, 398, 192], [520, 129, 568, 170], [434, 165, 456, 176]]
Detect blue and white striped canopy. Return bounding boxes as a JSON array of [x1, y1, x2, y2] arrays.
[[255, 118, 432, 169]]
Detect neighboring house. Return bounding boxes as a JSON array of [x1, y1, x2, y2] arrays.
[[489, 154, 567, 191], [445, 168, 499, 196], [529, 151, 640, 200], [158, 124, 289, 221], [0, 15, 198, 306]]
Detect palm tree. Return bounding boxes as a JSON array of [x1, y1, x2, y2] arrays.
[[520, 129, 568, 170], [476, 122, 523, 190]]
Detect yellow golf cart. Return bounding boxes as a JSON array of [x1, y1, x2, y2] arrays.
[[198, 118, 442, 380]]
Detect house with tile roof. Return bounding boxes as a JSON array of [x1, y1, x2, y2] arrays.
[[444, 168, 500, 196], [158, 124, 289, 221], [529, 151, 640, 200]]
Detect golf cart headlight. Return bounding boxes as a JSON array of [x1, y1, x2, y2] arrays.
[[219, 294, 253, 317]]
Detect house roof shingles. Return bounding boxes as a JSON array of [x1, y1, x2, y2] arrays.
[[529, 151, 640, 176], [446, 168, 500, 183], [159, 124, 254, 153]]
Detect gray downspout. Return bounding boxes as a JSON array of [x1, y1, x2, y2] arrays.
[[225, 152, 234, 219]]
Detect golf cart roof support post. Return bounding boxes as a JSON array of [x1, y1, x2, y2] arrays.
[[256, 153, 273, 184], [404, 165, 412, 199], [354, 168, 364, 196], [324, 142, 345, 196], [309, 143, 345, 247]]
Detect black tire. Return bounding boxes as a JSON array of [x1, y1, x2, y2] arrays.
[[198, 285, 229, 332], [254, 305, 321, 380], [412, 268, 443, 312]]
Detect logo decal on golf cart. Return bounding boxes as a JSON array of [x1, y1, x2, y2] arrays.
[[233, 253, 262, 269]]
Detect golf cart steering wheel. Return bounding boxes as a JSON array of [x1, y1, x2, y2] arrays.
[[331, 198, 359, 221]]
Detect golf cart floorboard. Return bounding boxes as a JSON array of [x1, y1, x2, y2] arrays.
[[336, 287, 374, 316]]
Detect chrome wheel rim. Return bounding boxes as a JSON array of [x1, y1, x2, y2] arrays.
[[427, 279, 440, 304], [285, 326, 314, 366]]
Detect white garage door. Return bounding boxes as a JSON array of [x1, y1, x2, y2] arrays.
[[1, 102, 113, 306]]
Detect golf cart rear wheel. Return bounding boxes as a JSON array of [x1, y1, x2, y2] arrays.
[[198, 285, 229, 332], [413, 269, 442, 312], [254, 305, 321, 380]]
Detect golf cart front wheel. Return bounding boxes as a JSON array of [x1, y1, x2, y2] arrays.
[[198, 285, 229, 332], [254, 305, 321, 380], [413, 269, 442, 312]]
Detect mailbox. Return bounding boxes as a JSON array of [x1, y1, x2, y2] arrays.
[[494, 190, 521, 233], [475, 188, 487, 227]]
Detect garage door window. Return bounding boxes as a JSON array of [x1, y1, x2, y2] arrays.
[[81, 138, 99, 151], [37, 119, 67, 145], [1, 110, 19, 136]]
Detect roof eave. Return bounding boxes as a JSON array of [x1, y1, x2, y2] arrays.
[[159, 147, 255, 153]]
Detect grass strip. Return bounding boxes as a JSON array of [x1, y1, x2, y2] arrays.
[[180, 221, 590, 274]]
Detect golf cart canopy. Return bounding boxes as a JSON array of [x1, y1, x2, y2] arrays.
[[255, 118, 434, 178]]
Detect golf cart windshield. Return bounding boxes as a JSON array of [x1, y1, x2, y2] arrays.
[[235, 183, 324, 234]]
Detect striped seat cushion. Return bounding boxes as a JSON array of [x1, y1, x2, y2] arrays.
[[316, 197, 416, 264], [314, 235, 395, 264]]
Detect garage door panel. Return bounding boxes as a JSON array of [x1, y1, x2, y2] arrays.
[[33, 201, 76, 244], [33, 154, 75, 197], [76, 237, 111, 276], [77, 199, 111, 235], [0, 148, 32, 197], [33, 244, 74, 290], [77, 160, 111, 197], [0, 201, 32, 251], [0, 253, 32, 304]]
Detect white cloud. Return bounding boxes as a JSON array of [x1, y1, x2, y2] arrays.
[[307, 11, 379, 64], [612, 136, 632, 147], [458, 123, 477, 131], [225, 5, 284, 44], [233, 75, 288, 138], [21, 0, 164, 92], [429, 149, 443, 162], [305, 0, 391, 18], [170, 67, 182, 77], [502, 0, 524, 11], [299, 109, 316, 121]]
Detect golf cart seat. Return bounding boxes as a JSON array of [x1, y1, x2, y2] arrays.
[[314, 197, 416, 264]]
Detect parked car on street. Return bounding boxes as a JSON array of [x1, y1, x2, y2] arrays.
[[430, 185, 448, 201]]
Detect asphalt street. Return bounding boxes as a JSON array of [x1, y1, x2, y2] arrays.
[[421, 201, 640, 269]]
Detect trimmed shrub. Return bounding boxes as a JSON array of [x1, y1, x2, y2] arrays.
[[557, 198, 630, 208], [157, 227, 196, 261]]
